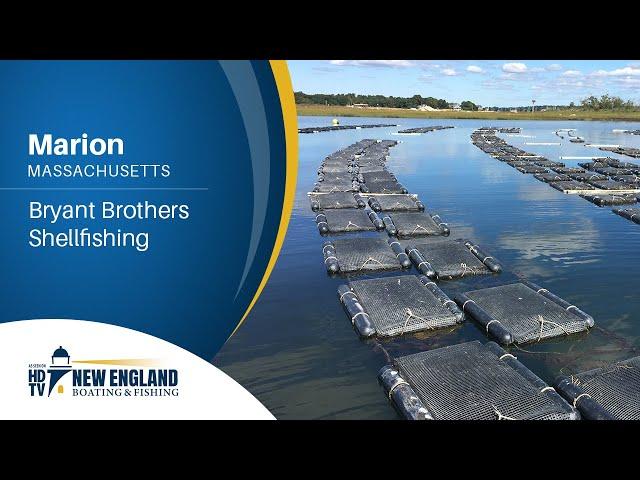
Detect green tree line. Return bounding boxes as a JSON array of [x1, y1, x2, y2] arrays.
[[580, 94, 637, 111], [295, 92, 451, 109], [296, 92, 639, 112]]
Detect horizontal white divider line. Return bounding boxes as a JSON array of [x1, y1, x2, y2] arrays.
[[585, 144, 620, 148], [525, 142, 561, 146], [559, 156, 602, 160]]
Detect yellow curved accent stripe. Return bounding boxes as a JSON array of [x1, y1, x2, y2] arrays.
[[73, 358, 161, 367], [229, 60, 298, 337]]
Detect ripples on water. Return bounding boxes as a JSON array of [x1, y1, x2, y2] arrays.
[[215, 117, 640, 419]]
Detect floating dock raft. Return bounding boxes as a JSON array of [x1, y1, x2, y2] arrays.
[[554, 356, 640, 420], [308, 192, 365, 211], [379, 341, 578, 420], [455, 280, 594, 345], [367, 194, 424, 212], [299, 124, 397, 134], [338, 275, 463, 338], [322, 237, 410, 274], [383, 211, 449, 237], [315, 209, 383, 234], [613, 207, 640, 224], [406, 239, 501, 280]]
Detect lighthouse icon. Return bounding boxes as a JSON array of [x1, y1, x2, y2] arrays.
[[47, 346, 72, 396]]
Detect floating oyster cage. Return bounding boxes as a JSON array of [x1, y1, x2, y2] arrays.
[[396, 126, 454, 134], [406, 239, 502, 280], [322, 237, 411, 275], [308, 192, 366, 211], [379, 341, 578, 420], [454, 279, 594, 345], [382, 211, 450, 237], [580, 193, 638, 207], [337, 274, 463, 339], [613, 207, 640, 224], [360, 180, 408, 194], [298, 124, 398, 134], [366, 193, 425, 212], [550, 180, 640, 195], [314, 208, 383, 234], [313, 179, 360, 193], [534, 172, 571, 183], [554, 355, 640, 420]]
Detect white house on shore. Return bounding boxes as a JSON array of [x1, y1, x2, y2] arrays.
[[449, 103, 461, 111]]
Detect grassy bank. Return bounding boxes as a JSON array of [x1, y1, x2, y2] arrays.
[[297, 104, 640, 122]]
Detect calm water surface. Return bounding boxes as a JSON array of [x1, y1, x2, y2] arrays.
[[215, 117, 640, 419]]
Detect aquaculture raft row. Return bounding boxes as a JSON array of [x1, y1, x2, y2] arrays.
[[613, 207, 640, 224], [311, 139, 451, 239], [598, 146, 640, 158], [299, 123, 397, 134], [313, 139, 401, 195], [379, 341, 578, 420], [581, 193, 638, 206], [396, 126, 454, 134], [455, 280, 594, 345], [472, 129, 640, 195], [555, 356, 640, 420], [338, 275, 463, 338]]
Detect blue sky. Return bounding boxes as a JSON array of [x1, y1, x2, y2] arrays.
[[288, 60, 640, 107]]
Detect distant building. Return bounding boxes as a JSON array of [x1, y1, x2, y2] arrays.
[[417, 104, 437, 111], [350, 103, 369, 108], [449, 103, 461, 111]]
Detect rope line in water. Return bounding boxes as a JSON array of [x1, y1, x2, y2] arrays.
[[535, 315, 570, 342]]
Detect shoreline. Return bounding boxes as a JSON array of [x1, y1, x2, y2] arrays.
[[296, 104, 640, 122]]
